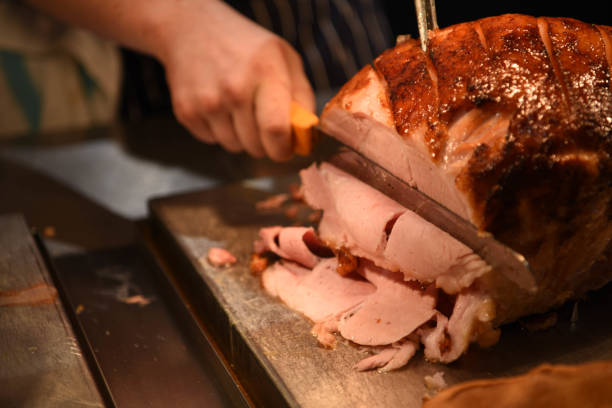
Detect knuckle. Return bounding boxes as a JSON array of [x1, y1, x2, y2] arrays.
[[172, 96, 196, 124], [262, 119, 288, 138], [221, 77, 249, 105], [197, 90, 222, 113]]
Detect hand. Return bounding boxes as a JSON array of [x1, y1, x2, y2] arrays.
[[159, 1, 315, 161]]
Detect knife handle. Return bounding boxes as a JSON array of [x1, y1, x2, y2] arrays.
[[290, 101, 319, 156]]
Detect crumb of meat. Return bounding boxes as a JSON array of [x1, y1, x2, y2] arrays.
[[289, 183, 304, 201], [396, 34, 412, 44], [206, 247, 237, 267], [249, 253, 270, 275], [307, 210, 322, 224], [336, 248, 358, 276], [255, 193, 289, 211], [520, 312, 558, 332], [75, 304, 85, 314], [439, 330, 452, 354], [43, 226, 56, 237], [284, 203, 300, 219], [424, 371, 447, 392], [311, 320, 338, 349], [475, 325, 501, 348], [123, 295, 153, 306]]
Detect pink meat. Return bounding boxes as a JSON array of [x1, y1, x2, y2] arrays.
[[207, 247, 237, 267], [338, 261, 436, 346], [261, 258, 375, 323], [383, 210, 472, 281], [258, 225, 497, 369], [301, 163, 405, 262], [255, 226, 321, 268], [300, 162, 490, 287]]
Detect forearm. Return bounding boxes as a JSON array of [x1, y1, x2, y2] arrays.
[[23, 0, 222, 62]]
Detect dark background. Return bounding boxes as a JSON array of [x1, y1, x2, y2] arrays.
[[119, 0, 611, 123]]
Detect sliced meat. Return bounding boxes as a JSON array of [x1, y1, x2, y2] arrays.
[[338, 261, 436, 346], [258, 226, 498, 369], [261, 258, 375, 323], [300, 162, 490, 287], [255, 226, 323, 268], [301, 163, 405, 264], [320, 14, 612, 324], [383, 210, 473, 282]]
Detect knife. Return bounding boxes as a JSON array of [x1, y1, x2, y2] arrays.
[[414, 0, 438, 52], [290, 101, 536, 292]]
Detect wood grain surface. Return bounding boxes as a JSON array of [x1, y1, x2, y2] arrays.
[[150, 178, 612, 408]]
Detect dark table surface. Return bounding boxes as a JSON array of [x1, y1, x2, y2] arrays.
[[0, 117, 313, 407]]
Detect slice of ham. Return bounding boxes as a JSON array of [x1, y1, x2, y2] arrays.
[[255, 226, 322, 269], [338, 261, 436, 346], [300, 163, 405, 264], [258, 226, 498, 370], [300, 162, 490, 288], [255, 163, 498, 371], [262, 258, 375, 323]]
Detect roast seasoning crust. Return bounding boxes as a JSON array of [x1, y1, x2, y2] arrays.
[[322, 14, 612, 323]]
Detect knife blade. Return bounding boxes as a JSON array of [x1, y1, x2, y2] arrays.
[[290, 103, 536, 293], [327, 147, 536, 292]]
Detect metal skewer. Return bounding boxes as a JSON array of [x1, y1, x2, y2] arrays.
[[414, 0, 439, 52]]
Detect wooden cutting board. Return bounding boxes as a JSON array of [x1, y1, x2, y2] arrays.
[[149, 176, 612, 408]]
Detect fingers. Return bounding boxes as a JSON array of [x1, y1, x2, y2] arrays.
[[255, 79, 293, 161], [188, 118, 216, 144], [172, 95, 216, 143], [172, 88, 244, 153], [252, 41, 314, 161], [207, 112, 243, 153], [282, 42, 316, 113], [170, 37, 314, 161], [233, 103, 265, 158]]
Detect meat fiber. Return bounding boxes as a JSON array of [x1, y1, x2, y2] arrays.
[[255, 14, 612, 371]]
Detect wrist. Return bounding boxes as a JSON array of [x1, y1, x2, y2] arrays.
[[147, 0, 221, 66]]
